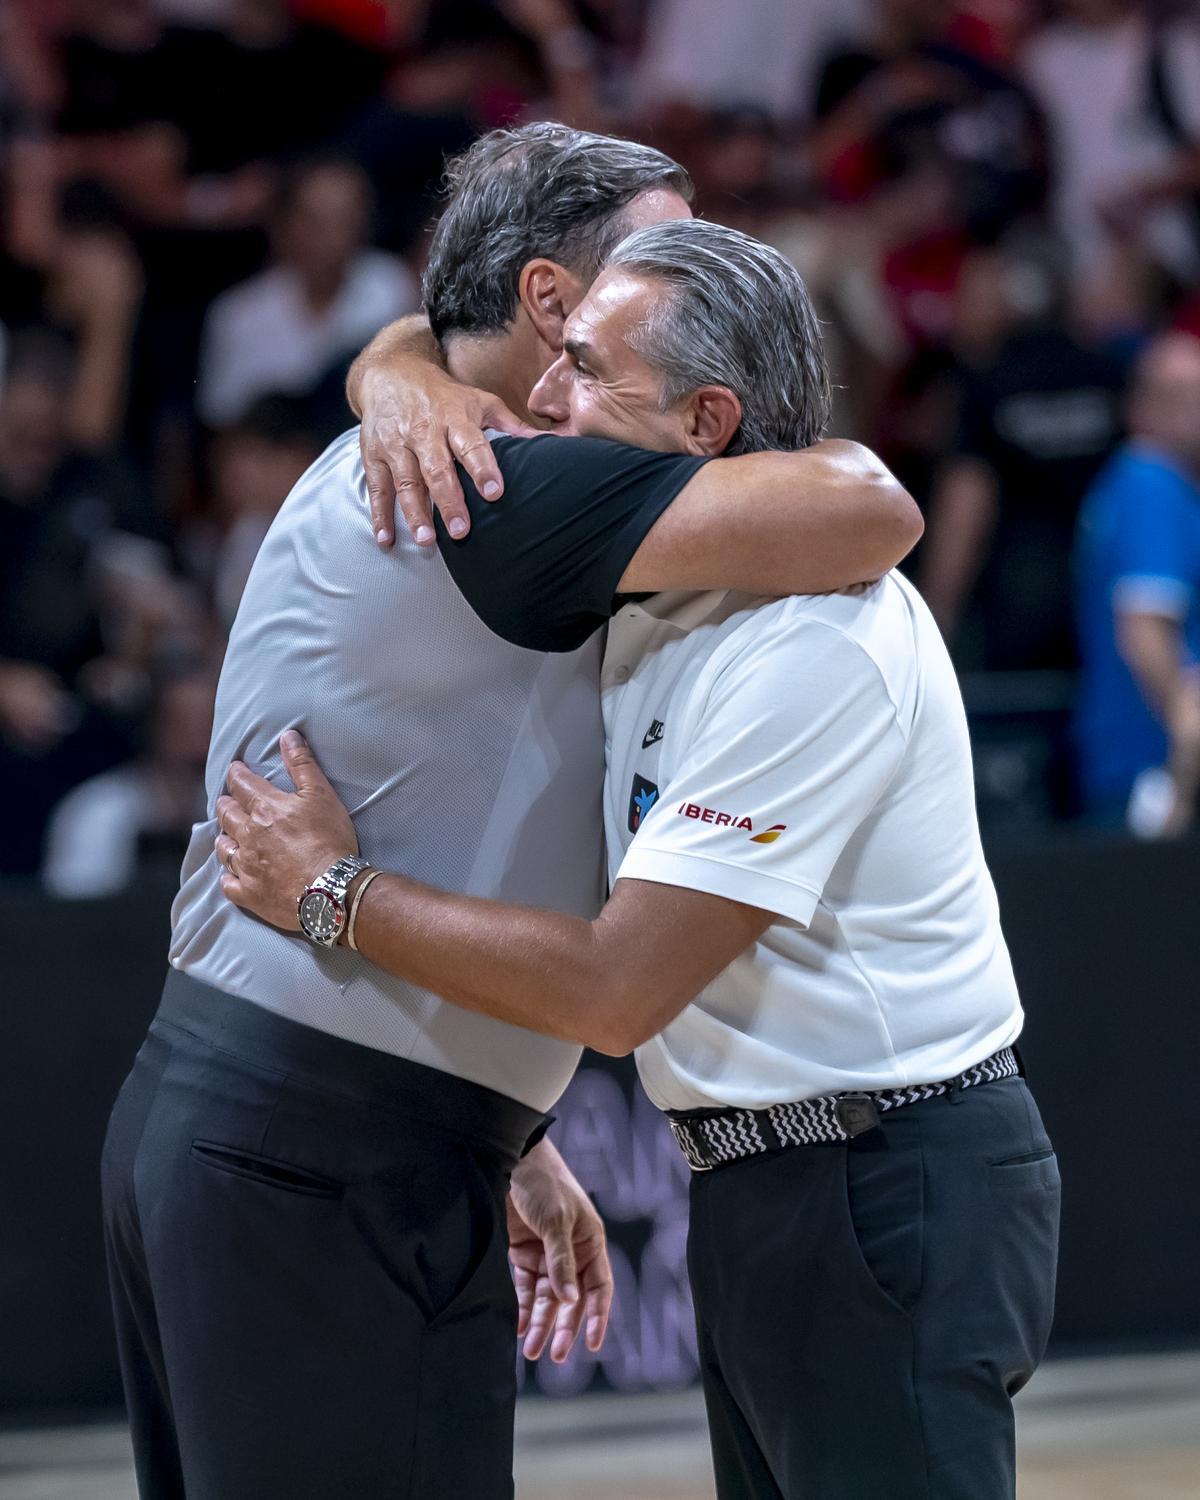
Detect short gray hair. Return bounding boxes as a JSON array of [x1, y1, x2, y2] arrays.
[[424, 124, 693, 343], [606, 220, 831, 454]]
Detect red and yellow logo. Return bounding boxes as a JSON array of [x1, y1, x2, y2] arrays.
[[675, 804, 787, 843]]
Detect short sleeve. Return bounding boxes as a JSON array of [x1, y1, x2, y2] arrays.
[[436, 434, 708, 652], [616, 618, 908, 927], [1109, 462, 1197, 621]]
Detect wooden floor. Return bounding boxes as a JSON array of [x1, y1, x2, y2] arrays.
[[1, 1352, 1196, 1499]]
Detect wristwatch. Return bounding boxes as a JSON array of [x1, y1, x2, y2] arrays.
[[297, 855, 372, 948]]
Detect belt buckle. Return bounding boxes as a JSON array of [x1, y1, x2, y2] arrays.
[[834, 1093, 881, 1139], [668, 1116, 714, 1172]]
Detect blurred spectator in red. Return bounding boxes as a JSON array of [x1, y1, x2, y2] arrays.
[[1074, 332, 1200, 833], [809, 0, 1045, 243], [1024, 0, 1200, 311], [43, 658, 215, 897], [196, 157, 416, 427], [919, 242, 1125, 670]]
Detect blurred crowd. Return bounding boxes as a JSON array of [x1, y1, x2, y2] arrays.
[[2, 0, 1199, 894]]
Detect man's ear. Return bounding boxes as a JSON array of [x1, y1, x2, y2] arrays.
[[518, 258, 586, 352], [683, 386, 742, 456]]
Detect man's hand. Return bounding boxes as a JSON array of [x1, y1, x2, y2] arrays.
[[507, 1137, 613, 1364], [216, 731, 358, 929], [357, 360, 539, 549]]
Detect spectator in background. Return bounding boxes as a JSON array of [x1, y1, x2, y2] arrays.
[[809, 0, 1045, 244], [0, 332, 143, 874], [196, 156, 416, 427], [919, 242, 1124, 670], [43, 658, 215, 898], [203, 395, 321, 628], [634, 0, 867, 122], [1024, 0, 1200, 308], [1074, 332, 1200, 834]]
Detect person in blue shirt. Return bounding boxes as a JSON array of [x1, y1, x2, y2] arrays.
[[1074, 333, 1200, 830]]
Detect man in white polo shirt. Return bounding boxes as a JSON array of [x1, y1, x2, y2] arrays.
[[220, 219, 1059, 1500]]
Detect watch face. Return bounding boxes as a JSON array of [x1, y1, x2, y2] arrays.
[[299, 890, 342, 943]]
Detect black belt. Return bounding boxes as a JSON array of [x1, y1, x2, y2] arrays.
[[666, 1046, 1020, 1172]]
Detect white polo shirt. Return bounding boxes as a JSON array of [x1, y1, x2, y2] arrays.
[[601, 573, 1023, 1113]]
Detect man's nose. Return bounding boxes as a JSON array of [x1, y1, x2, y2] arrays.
[[529, 359, 571, 425]]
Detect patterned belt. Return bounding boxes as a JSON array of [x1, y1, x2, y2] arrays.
[[666, 1047, 1020, 1172]]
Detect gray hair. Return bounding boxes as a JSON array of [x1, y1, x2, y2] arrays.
[[606, 220, 831, 455], [423, 123, 693, 344]]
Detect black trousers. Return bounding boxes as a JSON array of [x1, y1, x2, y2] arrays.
[[101, 970, 542, 1500], [688, 1076, 1061, 1500]]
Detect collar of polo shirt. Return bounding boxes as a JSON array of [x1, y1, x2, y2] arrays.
[[624, 589, 733, 633]]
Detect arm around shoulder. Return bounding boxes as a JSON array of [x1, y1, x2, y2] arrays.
[[617, 439, 923, 597]]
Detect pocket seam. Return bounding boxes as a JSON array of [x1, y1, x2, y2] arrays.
[[841, 1147, 923, 1321], [190, 1140, 343, 1199]]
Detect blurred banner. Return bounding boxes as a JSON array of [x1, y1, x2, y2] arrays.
[[3, 832, 1199, 1418]]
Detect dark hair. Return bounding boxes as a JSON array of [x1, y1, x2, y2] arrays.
[[423, 123, 693, 343]]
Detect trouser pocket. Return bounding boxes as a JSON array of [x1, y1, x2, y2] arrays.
[[190, 1140, 343, 1198], [843, 1134, 925, 1317]]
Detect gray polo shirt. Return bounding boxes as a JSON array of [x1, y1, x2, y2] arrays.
[[170, 428, 705, 1110]]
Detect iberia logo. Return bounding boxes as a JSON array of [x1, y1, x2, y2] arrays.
[[675, 803, 787, 843]]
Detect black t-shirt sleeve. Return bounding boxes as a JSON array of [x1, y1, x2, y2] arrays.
[[434, 433, 709, 652]]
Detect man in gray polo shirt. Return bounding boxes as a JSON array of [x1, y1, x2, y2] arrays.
[[102, 126, 921, 1500]]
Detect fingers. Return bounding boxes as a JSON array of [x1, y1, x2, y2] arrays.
[[215, 793, 249, 842], [583, 1265, 614, 1353], [521, 1271, 558, 1362], [411, 427, 469, 541], [549, 1289, 587, 1364], [363, 456, 397, 549], [214, 831, 239, 875], [540, 1221, 579, 1311], [226, 759, 276, 812], [389, 445, 437, 547], [512, 1261, 537, 1339], [448, 427, 503, 505], [279, 730, 330, 793]]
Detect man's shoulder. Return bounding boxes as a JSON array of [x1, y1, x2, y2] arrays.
[[1105, 444, 1200, 513], [716, 574, 922, 695]]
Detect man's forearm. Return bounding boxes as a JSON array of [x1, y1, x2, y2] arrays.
[[347, 870, 768, 1057], [1117, 610, 1188, 723], [619, 440, 923, 596], [345, 314, 443, 416], [351, 873, 631, 1054]]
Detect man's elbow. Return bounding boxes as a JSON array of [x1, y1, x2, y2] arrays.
[[875, 477, 924, 569], [582, 975, 689, 1057]]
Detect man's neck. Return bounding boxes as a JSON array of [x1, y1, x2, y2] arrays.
[[445, 324, 546, 424]]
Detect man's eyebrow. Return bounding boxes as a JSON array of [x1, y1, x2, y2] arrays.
[[563, 333, 597, 364]]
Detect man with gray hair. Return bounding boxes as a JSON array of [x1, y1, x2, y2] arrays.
[[104, 125, 921, 1500], [223, 217, 1059, 1500]]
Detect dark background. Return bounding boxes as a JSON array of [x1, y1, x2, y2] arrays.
[[4, 828, 1197, 1419]]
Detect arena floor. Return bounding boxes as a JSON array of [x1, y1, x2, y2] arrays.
[[0, 1352, 1195, 1500]]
